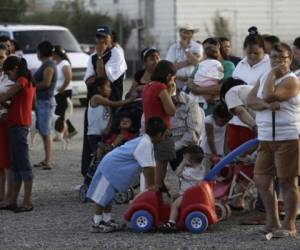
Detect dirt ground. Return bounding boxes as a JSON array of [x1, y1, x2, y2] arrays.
[[1, 83, 300, 249]]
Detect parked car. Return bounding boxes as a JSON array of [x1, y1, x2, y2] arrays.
[[0, 24, 89, 105]]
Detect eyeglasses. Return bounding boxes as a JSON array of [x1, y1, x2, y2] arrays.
[[270, 55, 290, 60]]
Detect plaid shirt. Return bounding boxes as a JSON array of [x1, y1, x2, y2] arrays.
[[172, 92, 204, 151]]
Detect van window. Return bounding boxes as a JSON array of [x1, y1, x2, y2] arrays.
[[13, 30, 82, 54], [0, 31, 10, 37]]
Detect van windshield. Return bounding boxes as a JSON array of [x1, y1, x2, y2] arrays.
[[13, 30, 82, 54]]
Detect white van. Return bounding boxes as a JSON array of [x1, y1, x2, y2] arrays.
[[0, 24, 89, 104]]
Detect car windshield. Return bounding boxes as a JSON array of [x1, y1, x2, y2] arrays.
[[13, 30, 82, 54]]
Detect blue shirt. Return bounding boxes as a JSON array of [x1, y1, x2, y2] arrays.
[[99, 134, 156, 192]]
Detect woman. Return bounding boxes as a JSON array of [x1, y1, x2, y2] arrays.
[[142, 60, 177, 187], [248, 43, 300, 237], [52, 45, 77, 139], [228, 27, 271, 151], [33, 41, 57, 170], [0, 56, 35, 212], [0, 43, 11, 205], [128, 47, 160, 97]]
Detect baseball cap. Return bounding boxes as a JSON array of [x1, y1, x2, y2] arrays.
[[96, 26, 111, 37]]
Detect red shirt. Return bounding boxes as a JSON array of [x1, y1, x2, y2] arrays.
[[142, 81, 172, 128], [105, 131, 135, 144], [7, 77, 35, 127]]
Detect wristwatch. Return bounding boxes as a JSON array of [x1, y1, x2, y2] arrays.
[[98, 55, 103, 60], [185, 48, 190, 53]]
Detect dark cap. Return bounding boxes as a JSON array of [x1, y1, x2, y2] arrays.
[[96, 26, 111, 38]]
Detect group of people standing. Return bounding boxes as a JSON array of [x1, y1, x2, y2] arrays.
[[0, 38, 77, 212]]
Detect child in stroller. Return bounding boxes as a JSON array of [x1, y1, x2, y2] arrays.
[[79, 100, 143, 203]]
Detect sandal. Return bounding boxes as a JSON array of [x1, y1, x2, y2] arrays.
[[14, 206, 34, 213], [272, 229, 297, 238], [42, 163, 53, 170], [33, 161, 46, 168]]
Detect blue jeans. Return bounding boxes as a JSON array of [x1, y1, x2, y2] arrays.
[[36, 99, 54, 136]]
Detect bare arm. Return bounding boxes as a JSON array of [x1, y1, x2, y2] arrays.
[[158, 89, 176, 116], [247, 81, 280, 111], [90, 94, 133, 108], [187, 81, 221, 96], [175, 160, 186, 176], [263, 70, 300, 103], [232, 106, 256, 130], [36, 67, 55, 90], [58, 65, 72, 93]]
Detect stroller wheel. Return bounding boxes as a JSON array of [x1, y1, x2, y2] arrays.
[[224, 204, 232, 218], [114, 191, 129, 204], [185, 211, 208, 234], [127, 187, 135, 201], [79, 184, 88, 203], [215, 201, 227, 221]]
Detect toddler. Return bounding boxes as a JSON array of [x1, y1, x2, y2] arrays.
[[160, 145, 206, 231]]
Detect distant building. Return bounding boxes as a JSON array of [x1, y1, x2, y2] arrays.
[[85, 0, 300, 58]]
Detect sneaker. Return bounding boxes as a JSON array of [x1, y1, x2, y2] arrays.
[[106, 220, 126, 231], [92, 221, 114, 233], [68, 130, 78, 139], [159, 221, 177, 232]]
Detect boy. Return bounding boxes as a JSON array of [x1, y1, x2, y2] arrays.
[[160, 145, 206, 231], [87, 117, 167, 232]]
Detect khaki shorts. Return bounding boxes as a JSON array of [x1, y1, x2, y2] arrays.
[[254, 140, 300, 178]]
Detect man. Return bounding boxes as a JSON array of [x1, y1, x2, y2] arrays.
[[219, 37, 241, 66], [81, 26, 127, 176], [166, 24, 203, 89]]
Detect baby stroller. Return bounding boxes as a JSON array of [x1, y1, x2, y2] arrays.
[[205, 140, 259, 221], [78, 101, 143, 204]]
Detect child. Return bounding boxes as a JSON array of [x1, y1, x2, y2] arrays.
[[160, 145, 206, 231], [200, 102, 233, 169], [0, 56, 35, 212], [87, 117, 167, 233], [87, 77, 135, 154], [191, 45, 224, 107]]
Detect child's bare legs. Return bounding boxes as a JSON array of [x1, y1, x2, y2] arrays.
[[169, 196, 183, 222]]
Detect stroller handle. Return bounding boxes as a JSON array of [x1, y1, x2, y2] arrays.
[[204, 138, 259, 181]]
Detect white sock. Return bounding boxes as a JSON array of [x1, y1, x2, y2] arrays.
[[103, 212, 112, 222], [169, 220, 176, 224], [93, 214, 103, 224]]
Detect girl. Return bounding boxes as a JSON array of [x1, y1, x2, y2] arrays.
[[52, 45, 77, 140], [0, 56, 35, 212], [142, 60, 177, 187], [87, 77, 135, 154]]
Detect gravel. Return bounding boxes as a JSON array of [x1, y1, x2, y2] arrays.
[[1, 106, 300, 250]]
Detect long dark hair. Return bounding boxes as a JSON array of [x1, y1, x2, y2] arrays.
[[3, 56, 33, 83], [150, 60, 176, 84], [53, 45, 71, 64]]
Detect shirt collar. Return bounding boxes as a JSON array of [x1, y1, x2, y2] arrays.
[[240, 54, 270, 68]]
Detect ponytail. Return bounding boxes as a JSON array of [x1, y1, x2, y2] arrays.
[[53, 45, 71, 65], [3, 56, 33, 83]]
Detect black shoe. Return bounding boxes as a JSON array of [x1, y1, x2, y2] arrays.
[[14, 206, 34, 213], [0, 203, 18, 211]]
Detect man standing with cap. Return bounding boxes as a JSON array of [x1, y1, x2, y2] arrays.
[[166, 24, 203, 89], [81, 26, 127, 177]]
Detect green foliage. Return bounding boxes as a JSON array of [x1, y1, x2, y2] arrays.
[[19, 0, 131, 45], [213, 12, 231, 39], [0, 0, 28, 22]]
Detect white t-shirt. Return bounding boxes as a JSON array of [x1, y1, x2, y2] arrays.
[[87, 103, 111, 136], [230, 55, 271, 126], [200, 115, 227, 155], [55, 60, 72, 94], [256, 71, 300, 141], [166, 40, 203, 88], [179, 164, 205, 195], [0, 74, 14, 117]]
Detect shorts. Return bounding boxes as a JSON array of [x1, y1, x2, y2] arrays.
[[36, 99, 55, 136], [87, 171, 116, 207], [9, 126, 33, 182], [254, 140, 300, 178], [154, 131, 176, 161]]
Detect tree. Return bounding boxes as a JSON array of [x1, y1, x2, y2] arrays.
[[0, 0, 28, 22], [213, 12, 231, 39]]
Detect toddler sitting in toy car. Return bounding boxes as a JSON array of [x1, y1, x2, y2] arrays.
[[160, 145, 206, 231]]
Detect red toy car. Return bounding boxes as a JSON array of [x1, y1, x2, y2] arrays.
[[124, 180, 218, 233]]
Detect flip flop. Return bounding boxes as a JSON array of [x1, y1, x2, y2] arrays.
[[0, 203, 18, 211], [272, 229, 297, 238], [14, 206, 34, 213], [42, 163, 53, 170], [33, 161, 46, 168]]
